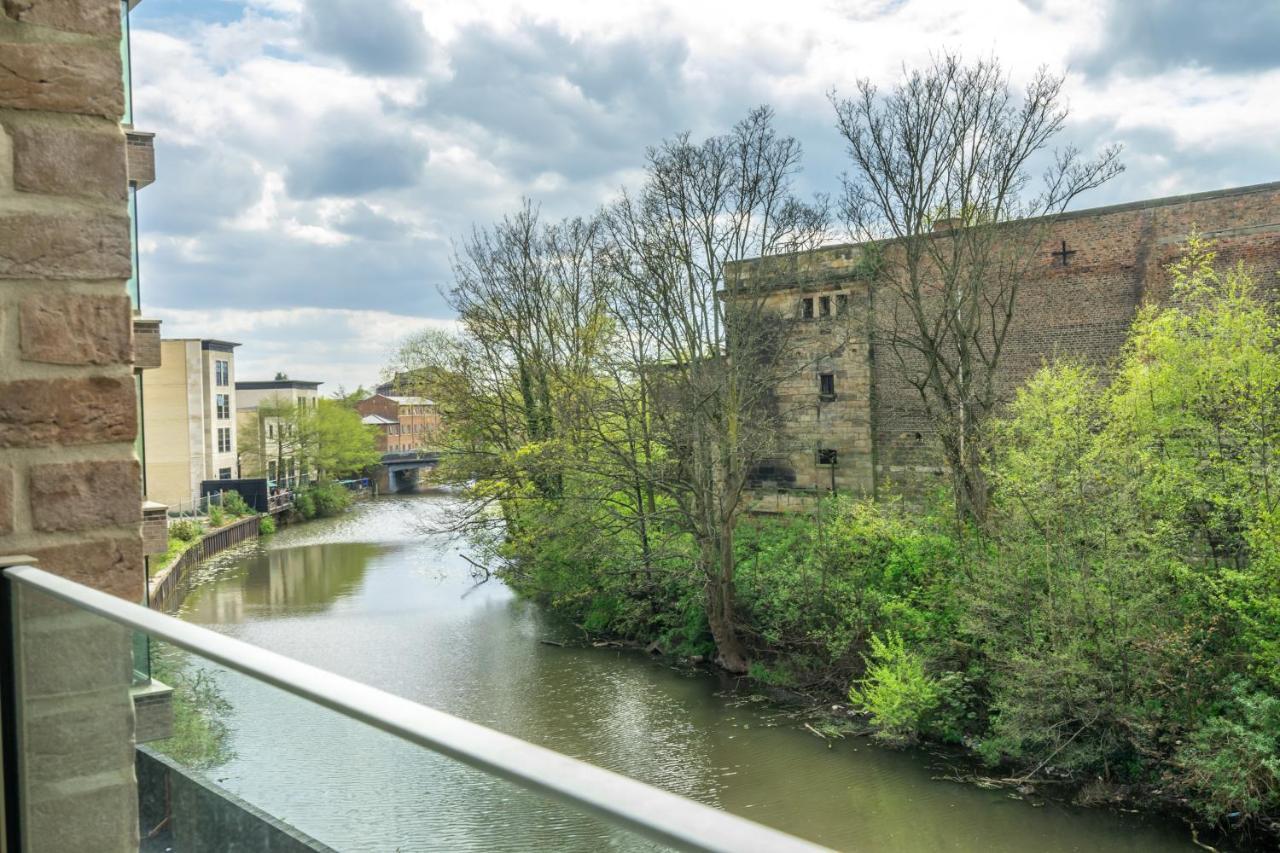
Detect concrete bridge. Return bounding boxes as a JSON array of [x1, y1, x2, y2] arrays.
[[376, 450, 442, 493]]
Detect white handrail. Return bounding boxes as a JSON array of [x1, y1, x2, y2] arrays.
[[3, 565, 832, 853]]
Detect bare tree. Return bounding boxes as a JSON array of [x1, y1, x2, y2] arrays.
[[600, 106, 829, 672], [832, 54, 1123, 524]]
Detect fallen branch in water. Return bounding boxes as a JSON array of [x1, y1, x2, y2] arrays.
[[1188, 823, 1221, 853]]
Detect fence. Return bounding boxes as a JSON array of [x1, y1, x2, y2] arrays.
[[149, 514, 261, 612]]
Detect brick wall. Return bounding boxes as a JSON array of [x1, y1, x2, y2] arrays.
[[742, 181, 1280, 501]]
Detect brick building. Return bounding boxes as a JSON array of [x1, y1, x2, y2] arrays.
[[356, 394, 440, 453], [739, 181, 1280, 503]]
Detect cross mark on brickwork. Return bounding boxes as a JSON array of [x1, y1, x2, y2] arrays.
[[1051, 239, 1077, 267]]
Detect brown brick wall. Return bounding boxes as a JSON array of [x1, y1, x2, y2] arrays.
[[748, 182, 1280, 502], [0, 5, 144, 602]]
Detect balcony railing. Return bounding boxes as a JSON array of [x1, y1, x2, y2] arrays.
[[0, 564, 829, 852]]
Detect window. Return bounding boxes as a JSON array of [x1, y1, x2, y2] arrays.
[[216, 394, 230, 419], [215, 359, 229, 387], [268, 423, 275, 439], [268, 460, 277, 481], [819, 373, 836, 401], [817, 448, 838, 466], [801, 297, 814, 319], [218, 467, 232, 479], [217, 427, 231, 453], [819, 295, 831, 317], [836, 294, 849, 315]]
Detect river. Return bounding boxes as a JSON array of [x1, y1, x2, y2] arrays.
[[169, 494, 1198, 852]]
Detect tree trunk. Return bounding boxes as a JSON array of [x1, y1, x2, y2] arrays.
[[705, 523, 748, 674]]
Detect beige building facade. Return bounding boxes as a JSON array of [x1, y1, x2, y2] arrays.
[[236, 378, 322, 487], [141, 339, 240, 508]]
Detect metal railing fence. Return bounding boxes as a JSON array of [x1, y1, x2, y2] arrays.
[[1, 565, 830, 853]]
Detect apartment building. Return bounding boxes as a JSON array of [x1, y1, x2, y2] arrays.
[[356, 394, 440, 453], [236, 378, 323, 487], [122, 0, 167, 563], [141, 340, 241, 508]]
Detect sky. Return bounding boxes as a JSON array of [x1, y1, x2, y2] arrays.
[[128, 0, 1280, 391]]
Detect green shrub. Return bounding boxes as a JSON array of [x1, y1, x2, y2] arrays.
[[294, 490, 316, 520], [207, 505, 226, 528], [221, 490, 250, 517], [169, 518, 203, 542], [1174, 679, 1280, 822], [259, 515, 276, 534], [309, 482, 351, 517], [849, 631, 943, 744]]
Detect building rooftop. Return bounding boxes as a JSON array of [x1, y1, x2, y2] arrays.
[[236, 380, 324, 390], [388, 396, 434, 406], [361, 414, 397, 425], [161, 338, 241, 351]]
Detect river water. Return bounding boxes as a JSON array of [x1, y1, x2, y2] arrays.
[[171, 494, 1197, 852]]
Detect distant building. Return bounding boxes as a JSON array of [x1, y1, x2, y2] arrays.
[[236, 379, 323, 488], [360, 413, 398, 452], [356, 394, 440, 453], [141, 340, 240, 508]]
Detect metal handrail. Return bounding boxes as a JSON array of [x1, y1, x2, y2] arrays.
[[3, 566, 830, 853]]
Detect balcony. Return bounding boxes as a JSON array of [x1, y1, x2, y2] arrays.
[[0, 562, 826, 852], [132, 317, 161, 369], [125, 131, 156, 189]]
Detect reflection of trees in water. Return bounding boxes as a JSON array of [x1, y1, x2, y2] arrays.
[[182, 543, 386, 624], [151, 643, 235, 771]]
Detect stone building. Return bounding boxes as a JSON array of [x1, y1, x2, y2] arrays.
[[236, 377, 323, 486], [0, 0, 155, 847], [741, 181, 1280, 505], [141, 339, 241, 508]]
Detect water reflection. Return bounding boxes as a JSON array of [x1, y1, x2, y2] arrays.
[[181, 543, 384, 624], [172, 495, 1199, 852]]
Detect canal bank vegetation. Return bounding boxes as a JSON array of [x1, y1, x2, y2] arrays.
[[386, 62, 1279, 841], [415, 236, 1279, 839]]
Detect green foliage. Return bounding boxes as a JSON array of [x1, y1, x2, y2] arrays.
[[206, 505, 226, 528], [151, 645, 234, 771], [849, 632, 942, 743], [169, 518, 202, 542], [1173, 679, 1280, 822], [295, 482, 351, 520], [221, 490, 250, 517], [735, 495, 959, 686], [259, 515, 276, 534]]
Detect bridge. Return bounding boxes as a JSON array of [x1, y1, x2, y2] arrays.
[[377, 450, 442, 493]]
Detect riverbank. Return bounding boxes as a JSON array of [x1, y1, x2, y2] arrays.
[[158, 494, 1201, 852]]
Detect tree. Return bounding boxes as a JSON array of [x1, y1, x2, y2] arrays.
[[311, 400, 380, 480], [832, 53, 1123, 524], [599, 106, 829, 671], [330, 385, 370, 409]]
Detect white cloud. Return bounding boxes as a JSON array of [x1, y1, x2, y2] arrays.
[[128, 0, 1280, 382], [151, 306, 460, 391]]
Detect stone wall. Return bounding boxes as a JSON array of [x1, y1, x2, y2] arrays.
[[0, 1, 143, 601], [0, 4, 145, 851], [738, 181, 1280, 502]]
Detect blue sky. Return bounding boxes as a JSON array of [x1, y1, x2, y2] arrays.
[[129, 0, 1280, 390]]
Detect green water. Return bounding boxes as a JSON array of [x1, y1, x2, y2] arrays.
[[172, 494, 1200, 852]]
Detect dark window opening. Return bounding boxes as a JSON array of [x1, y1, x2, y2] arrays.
[[801, 297, 814, 319], [218, 467, 232, 479], [836, 294, 849, 315], [819, 295, 831, 317], [819, 373, 836, 401], [817, 448, 838, 466]]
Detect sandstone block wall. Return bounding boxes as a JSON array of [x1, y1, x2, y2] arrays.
[[0, 2, 144, 602], [741, 181, 1280, 502], [0, 4, 144, 851]]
